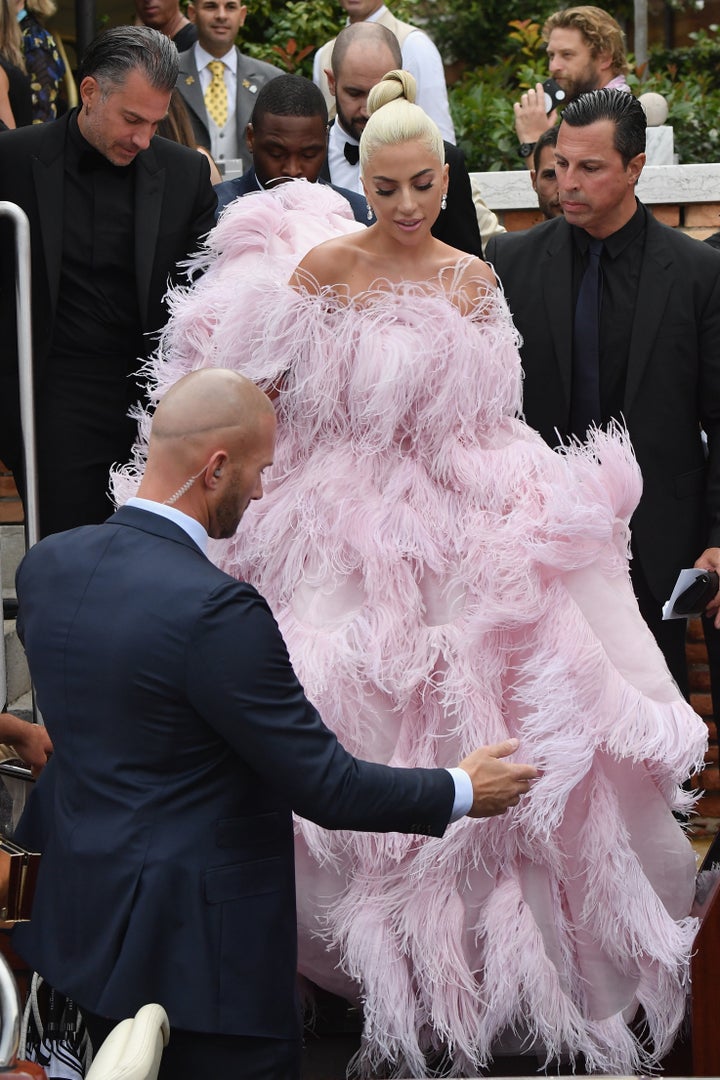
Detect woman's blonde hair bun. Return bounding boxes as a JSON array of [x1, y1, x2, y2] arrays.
[[360, 69, 444, 171], [367, 69, 417, 114]]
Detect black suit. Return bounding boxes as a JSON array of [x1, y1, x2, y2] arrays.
[[321, 137, 483, 257], [13, 505, 454, 1078], [487, 208, 720, 689], [0, 112, 217, 535]]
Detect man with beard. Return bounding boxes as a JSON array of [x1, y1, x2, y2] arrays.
[[175, 0, 282, 174], [313, 0, 455, 142], [514, 6, 630, 169], [12, 367, 536, 1080]]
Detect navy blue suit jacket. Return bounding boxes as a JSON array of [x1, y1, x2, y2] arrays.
[[214, 167, 369, 224], [13, 507, 454, 1037]]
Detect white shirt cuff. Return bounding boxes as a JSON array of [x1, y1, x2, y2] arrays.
[[447, 767, 473, 822]]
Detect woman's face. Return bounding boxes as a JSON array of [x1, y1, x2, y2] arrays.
[[361, 138, 449, 246]]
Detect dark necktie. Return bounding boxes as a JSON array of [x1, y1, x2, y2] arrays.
[[571, 237, 604, 438], [344, 141, 359, 165]]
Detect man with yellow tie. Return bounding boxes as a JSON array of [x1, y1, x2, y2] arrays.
[[176, 0, 282, 173]]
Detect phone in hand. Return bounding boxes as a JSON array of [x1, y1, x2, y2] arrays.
[[543, 78, 566, 114], [673, 570, 720, 616]]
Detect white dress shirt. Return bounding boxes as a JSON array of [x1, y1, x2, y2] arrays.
[[194, 41, 238, 114], [327, 119, 363, 193]]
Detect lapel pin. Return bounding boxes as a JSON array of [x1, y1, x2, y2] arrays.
[[185, 75, 195, 85]]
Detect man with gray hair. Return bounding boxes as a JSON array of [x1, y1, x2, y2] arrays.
[[0, 25, 216, 538]]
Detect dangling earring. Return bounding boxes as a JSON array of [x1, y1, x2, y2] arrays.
[[440, 193, 447, 211], [366, 203, 374, 221]]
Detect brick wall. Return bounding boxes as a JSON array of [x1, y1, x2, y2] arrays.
[[687, 619, 720, 816], [0, 460, 23, 525]]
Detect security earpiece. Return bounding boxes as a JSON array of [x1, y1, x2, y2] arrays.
[[214, 469, 222, 478]]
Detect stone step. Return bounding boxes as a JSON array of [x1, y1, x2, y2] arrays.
[[3, 618, 30, 708]]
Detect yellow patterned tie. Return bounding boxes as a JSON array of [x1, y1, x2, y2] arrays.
[[205, 60, 228, 128]]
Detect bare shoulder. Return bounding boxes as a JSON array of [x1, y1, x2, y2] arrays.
[[451, 255, 498, 302], [289, 234, 364, 294]]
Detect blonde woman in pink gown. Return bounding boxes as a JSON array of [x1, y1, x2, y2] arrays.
[[115, 71, 707, 1078]]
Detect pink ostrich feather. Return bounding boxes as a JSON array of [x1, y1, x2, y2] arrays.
[[111, 182, 707, 1077]]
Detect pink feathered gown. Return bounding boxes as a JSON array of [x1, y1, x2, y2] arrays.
[[114, 181, 707, 1078]]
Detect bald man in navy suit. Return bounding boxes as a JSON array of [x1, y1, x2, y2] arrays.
[[13, 369, 536, 1080]]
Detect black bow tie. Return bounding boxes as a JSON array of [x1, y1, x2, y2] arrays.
[[343, 141, 360, 166]]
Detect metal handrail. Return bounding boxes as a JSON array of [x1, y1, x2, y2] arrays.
[[0, 202, 39, 549], [0, 953, 20, 1066]]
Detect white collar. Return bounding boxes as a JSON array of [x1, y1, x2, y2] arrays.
[[331, 118, 357, 147], [364, 5, 388, 23], [125, 497, 209, 553], [194, 41, 238, 75]]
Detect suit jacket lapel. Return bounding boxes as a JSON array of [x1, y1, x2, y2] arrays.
[[134, 142, 165, 331], [31, 114, 69, 319], [542, 220, 574, 412], [178, 50, 207, 125], [623, 210, 672, 415], [235, 50, 263, 139]]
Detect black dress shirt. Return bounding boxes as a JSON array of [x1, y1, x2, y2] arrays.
[[571, 201, 647, 426], [50, 110, 144, 371]]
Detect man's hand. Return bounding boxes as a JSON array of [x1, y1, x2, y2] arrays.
[[459, 738, 538, 818], [0, 713, 53, 777], [695, 546, 720, 624], [514, 83, 556, 166]]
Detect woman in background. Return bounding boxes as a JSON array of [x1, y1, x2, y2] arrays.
[[17, 0, 65, 123], [0, 0, 31, 128]]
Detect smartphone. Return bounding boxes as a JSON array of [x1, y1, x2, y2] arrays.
[[673, 570, 720, 616], [543, 78, 566, 114]]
